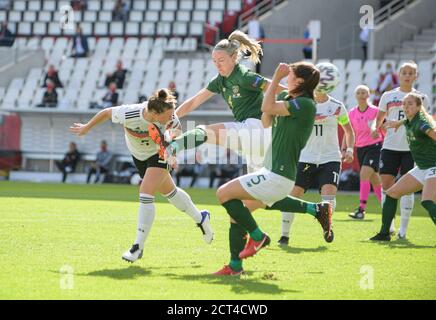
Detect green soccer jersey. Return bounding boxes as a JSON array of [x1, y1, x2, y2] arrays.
[[206, 64, 267, 122], [404, 111, 436, 169], [263, 91, 317, 181]]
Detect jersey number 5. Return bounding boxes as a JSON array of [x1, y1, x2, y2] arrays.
[[250, 175, 266, 186], [398, 110, 405, 121]]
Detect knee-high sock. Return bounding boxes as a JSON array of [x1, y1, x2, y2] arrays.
[[281, 212, 295, 237], [228, 223, 247, 271], [164, 188, 202, 223], [360, 180, 371, 210], [222, 199, 265, 242], [373, 184, 382, 204], [266, 196, 317, 217], [136, 194, 156, 249], [380, 195, 398, 234], [382, 189, 396, 232], [421, 200, 436, 225], [170, 127, 208, 153], [399, 194, 414, 235]]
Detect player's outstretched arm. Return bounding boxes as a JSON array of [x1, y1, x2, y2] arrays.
[[263, 78, 288, 94], [69, 108, 112, 136], [175, 88, 215, 118], [261, 63, 291, 116]]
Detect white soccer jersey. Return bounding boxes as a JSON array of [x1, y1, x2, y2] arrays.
[[111, 103, 165, 161], [378, 88, 430, 151], [299, 96, 350, 165]]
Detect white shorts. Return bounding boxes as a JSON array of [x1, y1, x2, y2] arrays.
[[409, 166, 436, 185], [238, 167, 295, 207], [224, 118, 272, 173]]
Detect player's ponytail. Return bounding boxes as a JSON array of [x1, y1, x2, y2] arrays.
[[214, 30, 263, 65], [288, 61, 320, 100], [148, 88, 176, 114]]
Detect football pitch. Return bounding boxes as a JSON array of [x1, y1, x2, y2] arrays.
[[0, 181, 435, 300]]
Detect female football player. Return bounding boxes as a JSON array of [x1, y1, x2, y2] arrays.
[[69, 89, 213, 263], [372, 61, 431, 238], [348, 85, 384, 219], [371, 92, 436, 241], [278, 62, 356, 246], [167, 30, 286, 172], [212, 61, 333, 276]]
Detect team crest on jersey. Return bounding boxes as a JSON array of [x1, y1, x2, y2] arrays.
[[232, 85, 241, 98]]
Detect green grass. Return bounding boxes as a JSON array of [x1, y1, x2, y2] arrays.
[[0, 181, 435, 300]]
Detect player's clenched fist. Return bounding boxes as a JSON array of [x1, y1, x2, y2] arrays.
[[273, 63, 290, 80]]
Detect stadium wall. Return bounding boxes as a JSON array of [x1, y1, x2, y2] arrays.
[[370, 0, 436, 59], [260, 0, 380, 75]]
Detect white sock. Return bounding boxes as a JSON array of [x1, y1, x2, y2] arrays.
[[281, 212, 295, 237], [322, 195, 337, 211], [399, 193, 414, 236], [165, 188, 202, 223], [136, 193, 156, 249]]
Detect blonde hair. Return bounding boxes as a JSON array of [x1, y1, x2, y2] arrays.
[[213, 30, 263, 65], [399, 60, 418, 74], [354, 84, 370, 95], [404, 92, 433, 125]]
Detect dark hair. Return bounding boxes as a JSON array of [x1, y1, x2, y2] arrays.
[[288, 61, 320, 100], [147, 88, 176, 114]]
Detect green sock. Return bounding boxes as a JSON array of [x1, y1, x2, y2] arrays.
[[229, 223, 246, 271], [171, 127, 207, 153], [421, 200, 436, 225], [222, 199, 258, 233], [380, 195, 398, 234], [266, 196, 317, 217], [229, 259, 243, 272], [249, 227, 264, 241]]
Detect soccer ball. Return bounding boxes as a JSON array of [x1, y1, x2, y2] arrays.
[[316, 62, 340, 94]]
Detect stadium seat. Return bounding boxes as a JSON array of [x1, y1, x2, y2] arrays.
[[13, 0, 26, 11], [99, 11, 112, 22], [141, 22, 156, 36], [28, 1, 41, 11], [84, 11, 97, 22], [80, 22, 93, 36], [164, 0, 178, 10], [122, 38, 138, 59], [363, 60, 379, 75], [33, 22, 47, 36], [196, 0, 209, 10], [166, 38, 183, 51], [145, 11, 159, 22], [161, 11, 175, 22], [176, 11, 191, 22], [149, 0, 163, 10], [192, 11, 207, 22], [132, 0, 147, 10], [8, 11, 21, 22], [156, 22, 171, 36], [129, 11, 143, 22], [38, 11, 52, 22], [110, 22, 124, 36], [87, 0, 101, 11], [47, 22, 61, 36], [0, 11, 6, 22], [212, 0, 225, 10], [102, 0, 115, 11], [228, 0, 242, 11], [190, 22, 203, 36], [346, 59, 362, 74], [173, 22, 188, 37], [23, 11, 37, 22], [182, 38, 198, 51], [18, 22, 32, 35], [94, 22, 108, 36], [180, 0, 194, 10], [43, 0, 56, 11]]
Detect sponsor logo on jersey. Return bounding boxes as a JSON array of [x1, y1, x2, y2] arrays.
[[232, 85, 241, 98], [125, 127, 149, 139], [291, 99, 300, 110]]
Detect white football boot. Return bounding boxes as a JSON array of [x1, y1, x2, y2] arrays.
[[198, 210, 214, 244], [122, 244, 143, 263]]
